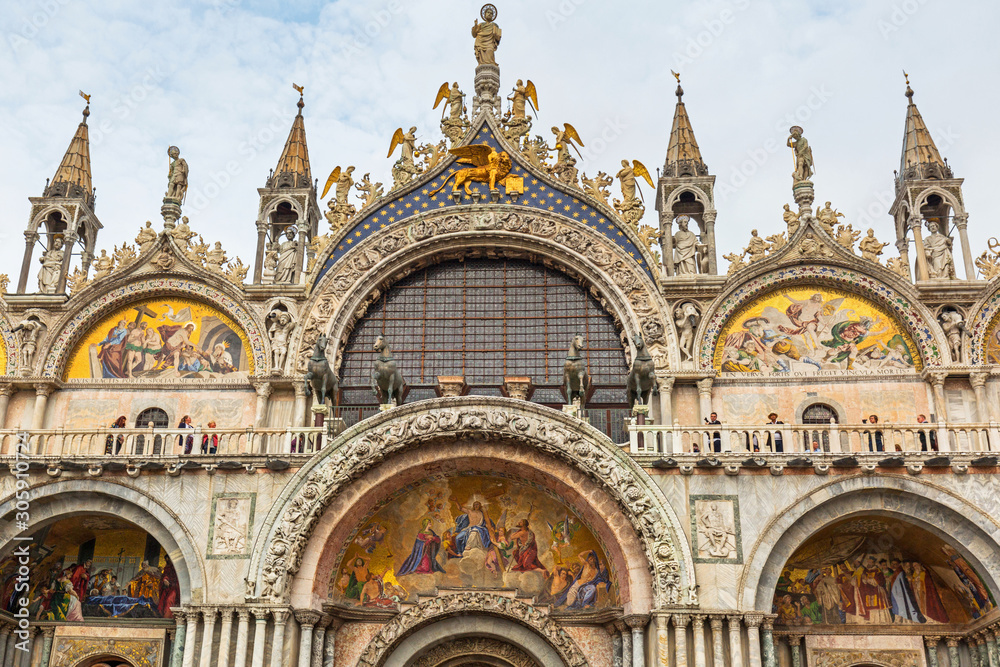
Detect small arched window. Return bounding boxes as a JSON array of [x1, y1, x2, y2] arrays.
[[135, 408, 169, 455], [801, 403, 838, 453]]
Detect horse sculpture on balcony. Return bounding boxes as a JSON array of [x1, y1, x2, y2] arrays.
[[563, 333, 590, 410], [372, 334, 405, 406], [626, 334, 657, 408], [304, 333, 339, 408]]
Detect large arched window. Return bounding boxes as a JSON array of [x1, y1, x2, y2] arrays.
[[135, 407, 169, 455], [801, 403, 838, 452], [338, 259, 630, 440]]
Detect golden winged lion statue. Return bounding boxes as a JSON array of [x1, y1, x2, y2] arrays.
[[430, 143, 513, 195]]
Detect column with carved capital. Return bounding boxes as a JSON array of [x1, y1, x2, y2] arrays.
[[294, 384, 309, 430], [697, 378, 714, 426], [39, 627, 55, 667], [294, 227, 308, 285], [198, 607, 217, 667], [788, 635, 802, 667], [323, 619, 342, 667], [911, 217, 930, 281], [710, 618, 725, 667], [217, 609, 234, 667], [254, 382, 272, 429], [654, 615, 670, 667], [660, 212, 675, 277], [17, 230, 38, 293], [311, 616, 330, 667], [970, 372, 993, 423], [924, 636, 941, 667], [607, 623, 624, 667], [895, 238, 912, 281], [20, 626, 39, 667], [626, 615, 648, 667], [295, 610, 322, 667], [620, 621, 633, 667], [946, 638, 961, 667], [182, 609, 199, 667], [0, 384, 13, 429], [704, 210, 718, 275], [657, 375, 675, 430], [254, 220, 268, 284], [169, 610, 187, 667], [728, 616, 745, 667], [233, 609, 251, 667], [31, 384, 54, 430], [969, 635, 983, 667], [2, 624, 15, 667], [926, 371, 950, 449], [270, 610, 290, 667], [250, 609, 269, 667], [760, 617, 776, 667], [744, 614, 763, 667], [691, 615, 707, 667], [674, 614, 690, 667], [987, 630, 999, 667], [56, 230, 78, 293], [955, 214, 975, 279], [0, 623, 10, 665]]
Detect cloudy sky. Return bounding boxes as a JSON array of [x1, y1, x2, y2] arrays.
[[1, 0, 997, 285]]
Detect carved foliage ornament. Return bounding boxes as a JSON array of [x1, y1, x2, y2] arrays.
[[255, 401, 685, 608], [358, 592, 585, 667], [51, 637, 161, 667], [297, 208, 668, 372]]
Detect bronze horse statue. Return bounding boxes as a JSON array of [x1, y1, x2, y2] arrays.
[[304, 333, 339, 408], [626, 334, 657, 407], [563, 333, 590, 409], [372, 334, 405, 405]]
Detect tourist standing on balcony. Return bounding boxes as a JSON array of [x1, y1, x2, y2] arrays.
[[704, 412, 722, 453], [864, 414, 884, 452], [201, 421, 218, 454], [177, 415, 195, 454], [766, 413, 784, 453], [105, 416, 127, 455], [916, 414, 938, 451]]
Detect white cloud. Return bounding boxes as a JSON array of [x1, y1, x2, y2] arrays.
[[0, 0, 997, 284]]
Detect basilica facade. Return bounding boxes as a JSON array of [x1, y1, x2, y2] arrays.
[[1, 8, 999, 667]]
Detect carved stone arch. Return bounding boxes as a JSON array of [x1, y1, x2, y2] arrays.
[[28, 203, 75, 234], [260, 194, 306, 222], [792, 395, 847, 424], [0, 478, 206, 603], [910, 183, 967, 218], [38, 277, 269, 378], [738, 474, 1000, 611], [965, 284, 1000, 365], [246, 397, 694, 610], [357, 593, 588, 667], [663, 185, 712, 212], [294, 208, 677, 374], [695, 264, 947, 370]]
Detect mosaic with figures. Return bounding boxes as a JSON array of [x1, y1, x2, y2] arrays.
[[773, 517, 995, 626], [63, 297, 252, 380], [715, 286, 921, 375], [0, 516, 180, 620], [331, 474, 618, 611]]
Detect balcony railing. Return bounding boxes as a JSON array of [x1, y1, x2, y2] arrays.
[[627, 421, 1000, 456], [0, 426, 328, 459]]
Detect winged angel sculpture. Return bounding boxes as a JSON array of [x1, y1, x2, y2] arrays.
[[430, 144, 514, 196]]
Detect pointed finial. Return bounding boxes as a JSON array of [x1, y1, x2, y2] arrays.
[[671, 70, 683, 98], [78, 90, 91, 123], [292, 83, 305, 113], [903, 70, 913, 100]]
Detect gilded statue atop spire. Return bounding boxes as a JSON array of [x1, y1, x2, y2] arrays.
[[472, 4, 501, 66], [787, 126, 814, 182]]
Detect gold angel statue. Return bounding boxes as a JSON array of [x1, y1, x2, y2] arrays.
[[551, 123, 584, 164], [616, 159, 654, 204]]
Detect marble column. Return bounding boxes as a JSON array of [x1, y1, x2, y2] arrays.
[[39, 627, 55, 667], [697, 378, 714, 426], [895, 238, 912, 281], [654, 615, 670, 667], [987, 630, 999, 667], [20, 627, 39, 667], [312, 616, 329, 667], [17, 230, 38, 294], [3, 625, 15, 667], [627, 615, 648, 667], [969, 636, 984, 667], [270, 610, 290, 667], [182, 609, 199, 667], [251, 609, 269, 667], [607, 623, 623, 667], [761, 617, 776, 667], [692, 615, 707, 667], [946, 638, 960, 667], [704, 210, 719, 275], [255, 383, 273, 429], [323, 619, 342, 667], [0, 624, 10, 664], [0, 384, 13, 428], [970, 372, 993, 422], [31, 384, 53, 430], [744, 614, 762, 667], [217, 608, 234, 667], [295, 610, 322, 667], [199, 607, 217, 667], [620, 621, 633, 667], [294, 384, 309, 431], [924, 637, 940, 667], [674, 614, 690, 667], [234, 609, 251, 667], [788, 635, 802, 667], [657, 376, 675, 430], [955, 215, 975, 280], [728, 616, 744, 667], [910, 217, 929, 281], [710, 618, 725, 667], [253, 220, 268, 284]]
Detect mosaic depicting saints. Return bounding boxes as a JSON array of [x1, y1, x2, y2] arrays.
[[772, 517, 995, 627], [714, 287, 920, 375], [331, 475, 618, 611], [64, 298, 253, 379]]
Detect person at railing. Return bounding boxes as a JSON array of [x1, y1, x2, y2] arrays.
[[808, 440, 822, 453], [916, 414, 938, 451], [201, 421, 218, 454], [704, 412, 722, 453], [177, 415, 195, 454], [863, 414, 884, 452], [765, 413, 784, 453], [105, 416, 126, 455]]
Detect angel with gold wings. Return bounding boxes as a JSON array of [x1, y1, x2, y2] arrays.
[[430, 144, 513, 196], [550, 123, 584, 165], [616, 159, 653, 206], [508, 79, 538, 122], [433, 82, 464, 122], [387, 127, 417, 166]]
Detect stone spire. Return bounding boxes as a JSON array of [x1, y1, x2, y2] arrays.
[[898, 78, 951, 182], [268, 93, 312, 188], [663, 80, 708, 178], [45, 103, 94, 205]]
